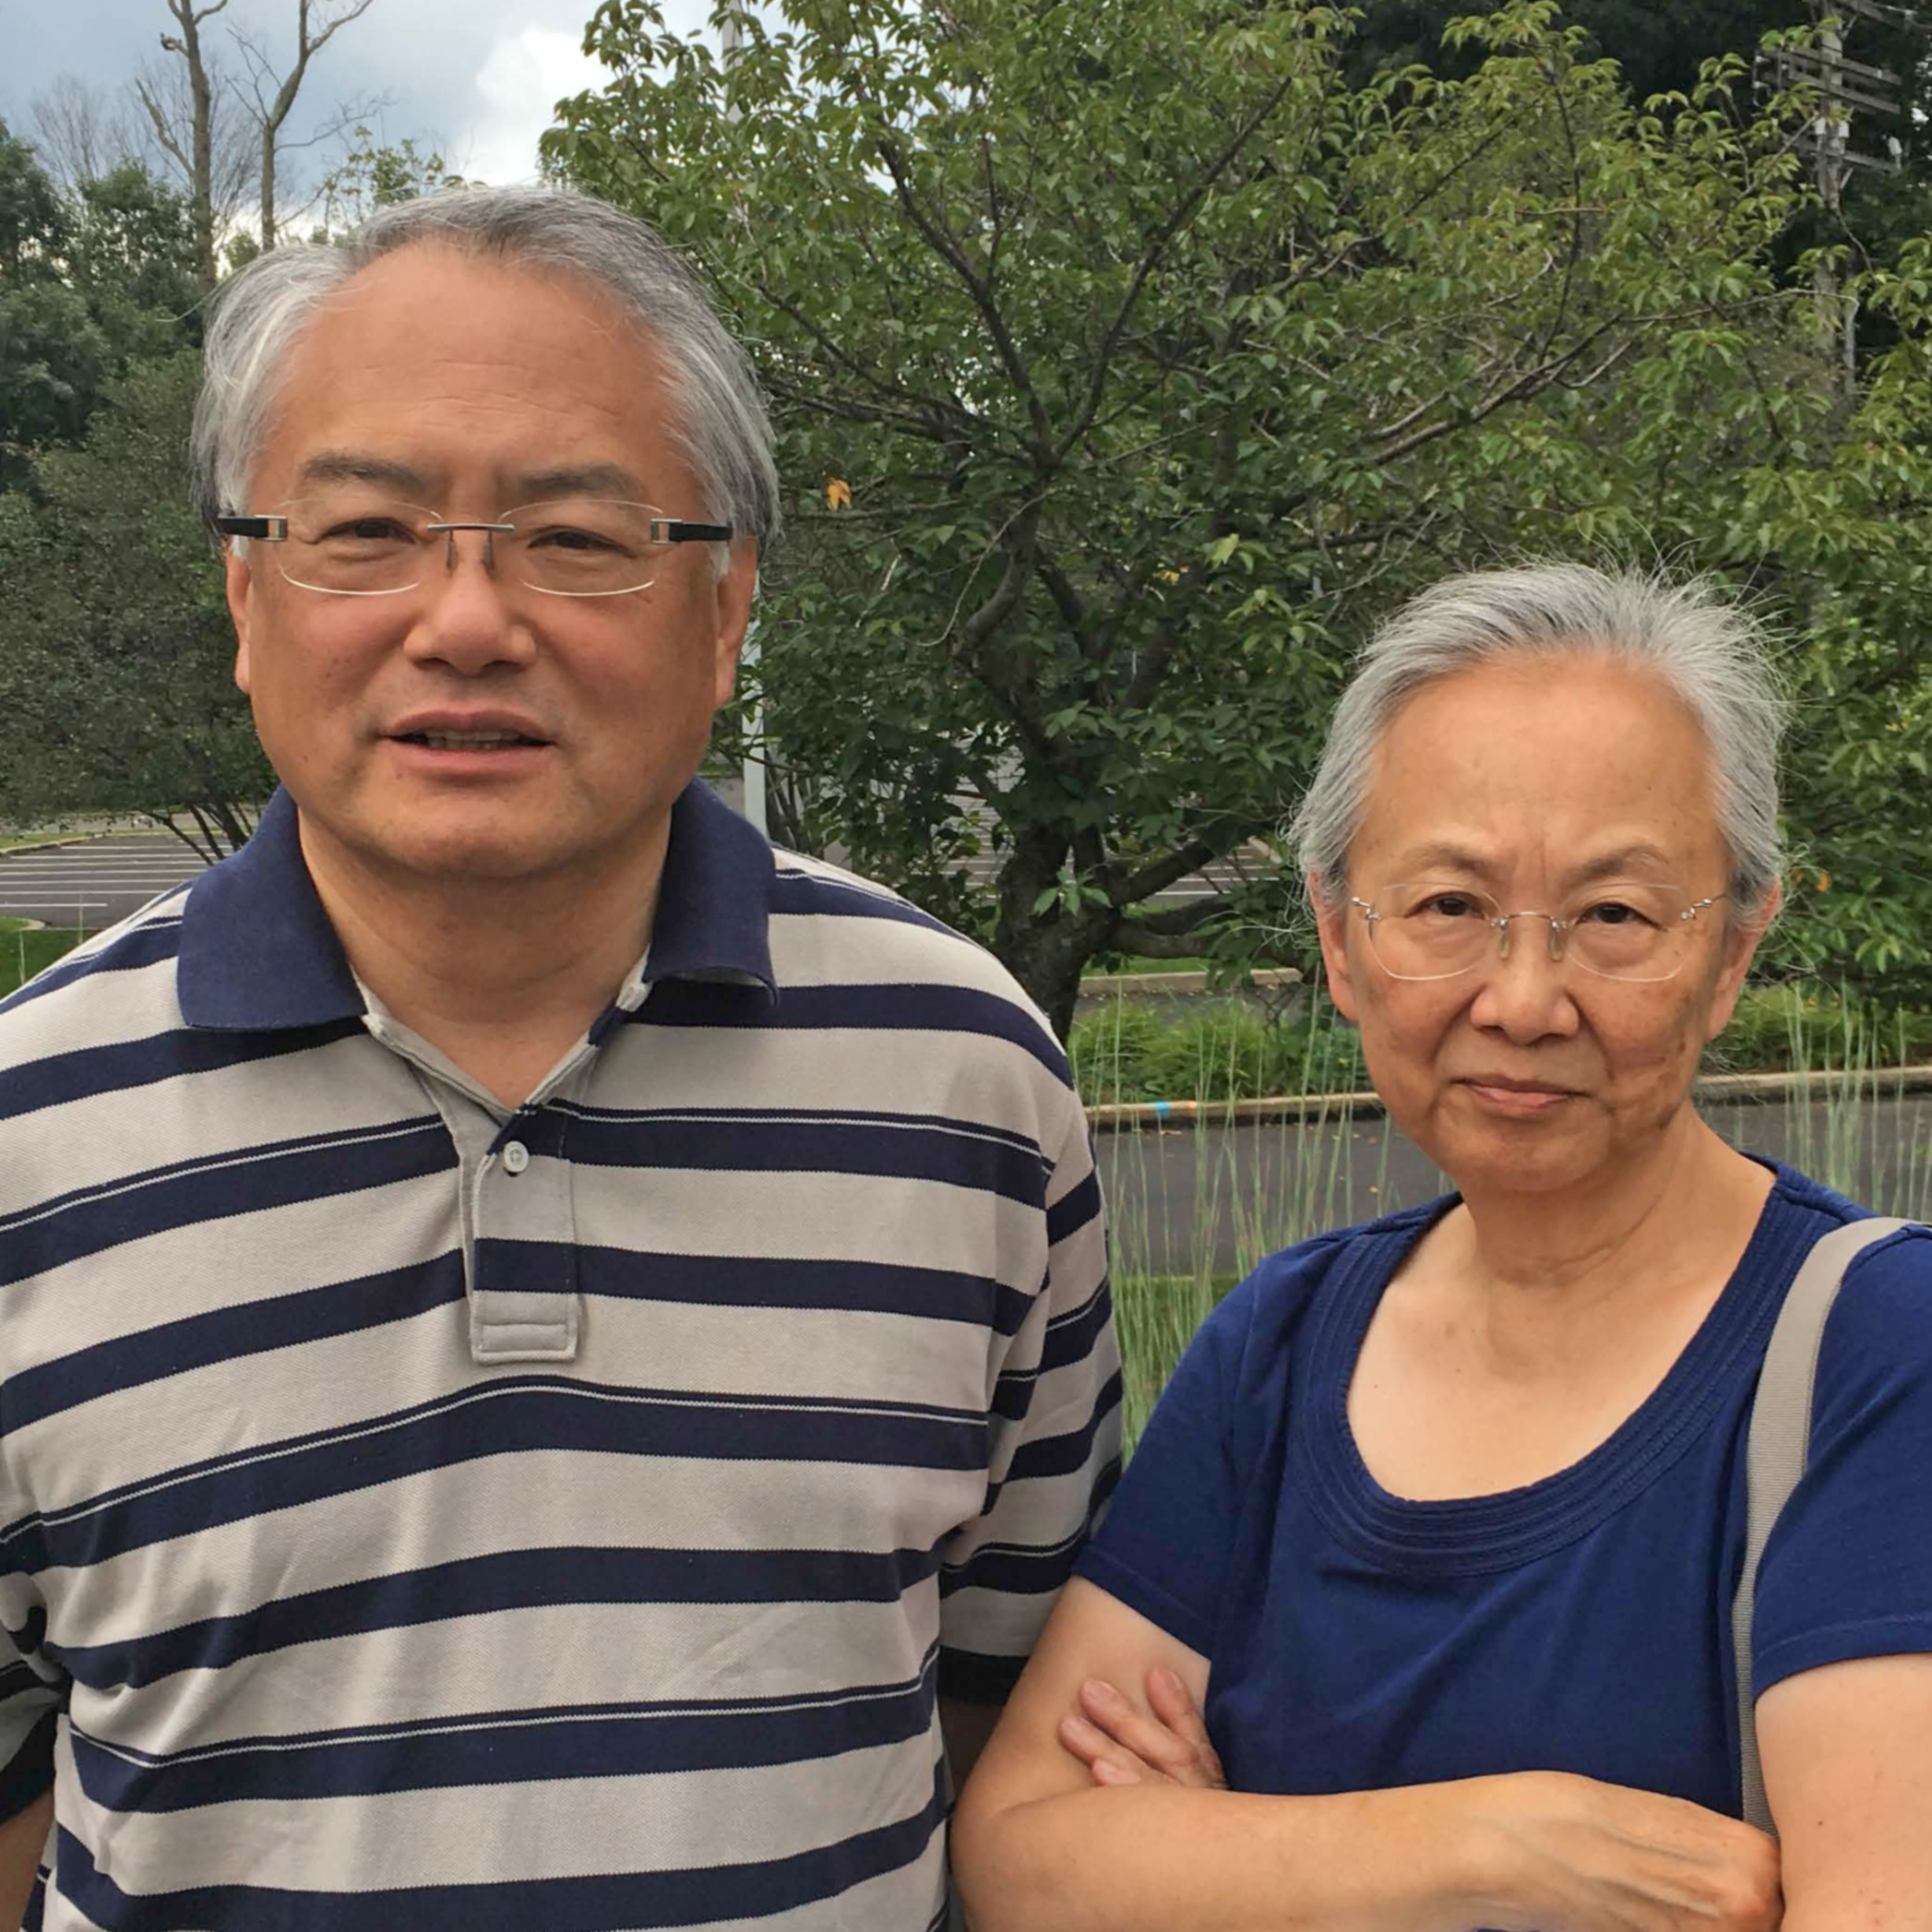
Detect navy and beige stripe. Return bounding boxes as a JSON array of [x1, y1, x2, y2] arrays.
[[0, 780, 1119, 1930]]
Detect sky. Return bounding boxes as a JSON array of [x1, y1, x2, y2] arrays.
[[2, 0, 725, 199]]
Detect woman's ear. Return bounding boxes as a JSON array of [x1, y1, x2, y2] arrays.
[[1311, 876, 1362, 1025], [1706, 878, 1782, 1042]]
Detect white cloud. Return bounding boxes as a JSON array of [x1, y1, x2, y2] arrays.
[[459, 28, 610, 185]]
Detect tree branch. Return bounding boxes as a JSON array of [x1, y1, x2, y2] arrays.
[[869, 125, 1054, 459], [1112, 825, 1256, 907], [1057, 60, 1310, 459]]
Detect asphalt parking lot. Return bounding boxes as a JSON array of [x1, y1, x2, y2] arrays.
[[0, 833, 213, 931]]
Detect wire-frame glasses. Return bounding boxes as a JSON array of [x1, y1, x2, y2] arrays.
[[215, 492, 733, 600], [1351, 881, 1728, 983]]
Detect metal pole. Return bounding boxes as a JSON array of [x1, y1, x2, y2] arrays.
[[719, 5, 769, 839]]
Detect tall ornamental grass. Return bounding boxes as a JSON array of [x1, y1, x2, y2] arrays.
[[1093, 990, 1932, 1449]]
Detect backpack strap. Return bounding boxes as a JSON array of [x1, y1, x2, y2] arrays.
[[1735, 1216, 1914, 1832]]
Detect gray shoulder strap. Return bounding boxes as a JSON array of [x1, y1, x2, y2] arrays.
[[1735, 1215, 1913, 1833]]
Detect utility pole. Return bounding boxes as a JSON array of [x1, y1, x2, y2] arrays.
[[1762, 1, 1912, 399], [720, 4, 769, 840]]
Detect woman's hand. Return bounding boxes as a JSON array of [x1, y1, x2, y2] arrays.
[[1471, 1771, 1782, 1932], [1056, 1667, 1226, 1790]]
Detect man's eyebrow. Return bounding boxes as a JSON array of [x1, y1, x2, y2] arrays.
[[295, 451, 435, 495], [509, 462, 646, 501]]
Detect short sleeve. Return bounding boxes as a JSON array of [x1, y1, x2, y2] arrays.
[[1072, 1266, 1261, 1658], [0, 1573, 61, 1823], [937, 1096, 1124, 1705], [1753, 1225, 1932, 1698]]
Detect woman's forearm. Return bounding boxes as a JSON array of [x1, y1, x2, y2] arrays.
[[954, 1769, 1781, 1932], [952, 1780, 1486, 1932]]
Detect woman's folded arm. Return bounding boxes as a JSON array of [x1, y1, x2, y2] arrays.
[[952, 1578, 1780, 1932], [951, 1580, 1488, 1932]]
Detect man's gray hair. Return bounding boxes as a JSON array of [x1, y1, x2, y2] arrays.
[[1291, 563, 1789, 919], [191, 185, 781, 562]]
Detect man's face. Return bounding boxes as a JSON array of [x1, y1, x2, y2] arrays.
[[225, 244, 756, 891]]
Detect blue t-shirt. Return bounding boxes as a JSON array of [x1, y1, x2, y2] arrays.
[[1078, 1162, 1932, 1818]]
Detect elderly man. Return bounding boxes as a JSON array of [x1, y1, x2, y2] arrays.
[[0, 186, 1118, 1928]]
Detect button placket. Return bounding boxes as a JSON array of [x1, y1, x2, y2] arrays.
[[469, 1114, 580, 1364], [358, 1005, 588, 1366]]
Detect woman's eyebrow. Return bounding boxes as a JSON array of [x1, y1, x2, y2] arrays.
[[1388, 841, 1495, 877], [1383, 841, 1678, 881], [1567, 844, 1676, 882]]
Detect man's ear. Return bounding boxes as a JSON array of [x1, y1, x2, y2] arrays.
[[1310, 875, 1362, 1024], [225, 548, 255, 696], [710, 543, 758, 709]]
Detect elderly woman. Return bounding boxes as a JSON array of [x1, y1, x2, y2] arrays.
[[953, 565, 1932, 1930]]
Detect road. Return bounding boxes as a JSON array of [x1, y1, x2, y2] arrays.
[[2, 814, 1249, 933], [0, 833, 212, 930]]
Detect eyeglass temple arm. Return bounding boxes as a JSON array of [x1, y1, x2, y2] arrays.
[[649, 519, 733, 543], [214, 515, 287, 541]]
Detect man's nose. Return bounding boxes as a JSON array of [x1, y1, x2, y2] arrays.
[[402, 532, 537, 674]]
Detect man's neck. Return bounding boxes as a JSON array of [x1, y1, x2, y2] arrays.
[[297, 815, 671, 1110]]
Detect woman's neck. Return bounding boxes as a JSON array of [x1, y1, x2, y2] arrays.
[[1447, 1112, 1773, 1318]]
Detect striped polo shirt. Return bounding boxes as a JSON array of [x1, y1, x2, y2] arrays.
[[0, 781, 1120, 1930]]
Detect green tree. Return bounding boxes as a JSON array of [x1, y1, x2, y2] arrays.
[[0, 121, 112, 475], [68, 162, 205, 359], [0, 125, 203, 474], [0, 353, 270, 856], [0, 117, 68, 276], [312, 126, 469, 240], [550, 0, 1932, 1031]]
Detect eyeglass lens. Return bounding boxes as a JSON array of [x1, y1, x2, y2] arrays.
[[268, 495, 675, 598], [1364, 882, 1704, 983]]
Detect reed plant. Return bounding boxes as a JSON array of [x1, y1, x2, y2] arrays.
[[1091, 988, 1401, 1444], [1093, 982, 1932, 1450], [1768, 996, 1932, 1219]]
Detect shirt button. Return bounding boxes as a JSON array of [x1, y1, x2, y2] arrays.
[[502, 1140, 530, 1175]]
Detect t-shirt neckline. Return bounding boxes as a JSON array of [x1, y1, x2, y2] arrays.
[[1300, 1163, 1819, 1575]]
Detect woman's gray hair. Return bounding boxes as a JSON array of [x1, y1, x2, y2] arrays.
[[191, 184, 781, 565], [1291, 563, 1789, 920]]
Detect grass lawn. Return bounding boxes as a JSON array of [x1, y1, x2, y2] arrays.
[[0, 924, 85, 998]]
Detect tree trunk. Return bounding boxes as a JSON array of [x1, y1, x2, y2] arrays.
[[993, 829, 1112, 1043], [149, 0, 232, 288], [185, 16, 215, 283], [259, 121, 278, 248], [244, 0, 381, 251]]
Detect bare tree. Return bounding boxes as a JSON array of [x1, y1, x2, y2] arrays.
[[230, 0, 381, 248], [135, 0, 245, 284], [127, 0, 384, 280], [29, 76, 153, 193]]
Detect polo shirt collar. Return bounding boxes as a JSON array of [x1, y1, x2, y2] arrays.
[[178, 780, 776, 1032], [178, 788, 362, 1031], [642, 778, 777, 996]]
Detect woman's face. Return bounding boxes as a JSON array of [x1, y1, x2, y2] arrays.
[[1315, 653, 1772, 1199]]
